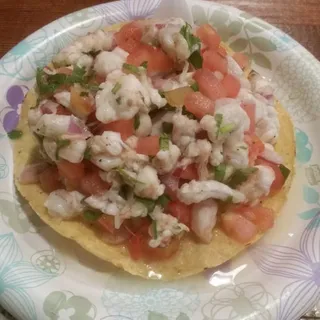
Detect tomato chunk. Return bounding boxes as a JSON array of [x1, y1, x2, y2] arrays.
[[196, 24, 221, 51], [167, 200, 192, 227], [81, 171, 110, 196], [97, 215, 116, 234], [141, 237, 180, 261], [221, 74, 241, 98], [203, 50, 228, 75], [136, 136, 160, 156], [115, 21, 143, 53], [184, 91, 215, 119], [97, 119, 134, 140], [39, 166, 62, 193], [241, 103, 256, 135], [57, 160, 85, 190], [232, 52, 249, 70], [70, 86, 95, 119], [255, 158, 285, 193], [127, 44, 173, 74], [127, 235, 144, 260], [160, 174, 180, 201], [245, 134, 265, 165], [173, 163, 198, 180], [193, 69, 227, 101], [221, 212, 258, 244], [56, 105, 72, 115]]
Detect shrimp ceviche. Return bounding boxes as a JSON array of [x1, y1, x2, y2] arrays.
[[14, 18, 294, 278]]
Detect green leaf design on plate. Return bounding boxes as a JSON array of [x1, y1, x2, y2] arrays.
[[299, 208, 319, 220], [191, 5, 208, 25], [250, 36, 277, 51], [148, 311, 168, 320], [176, 312, 191, 320], [245, 21, 264, 33], [217, 25, 231, 42], [209, 9, 229, 28], [252, 52, 272, 69], [43, 291, 67, 318], [229, 38, 249, 52], [303, 185, 319, 204], [228, 20, 243, 37], [254, 20, 272, 30], [239, 11, 253, 19]]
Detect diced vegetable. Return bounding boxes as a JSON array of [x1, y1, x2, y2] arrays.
[[227, 167, 258, 188], [56, 105, 72, 115], [70, 86, 95, 118], [55, 139, 71, 160], [188, 50, 203, 69], [127, 235, 143, 260], [162, 122, 173, 134], [279, 164, 291, 181], [196, 24, 221, 51], [159, 133, 169, 151], [117, 168, 142, 187], [135, 196, 156, 213], [213, 164, 226, 182], [97, 119, 134, 140], [39, 166, 62, 193], [173, 163, 198, 180], [57, 160, 85, 190], [193, 68, 227, 101], [7, 130, 23, 140], [245, 134, 265, 164], [203, 50, 228, 74], [136, 136, 160, 156], [97, 215, 116, 234], [141, 237, 180, 261], [83, 209, 103, 222], [156, 194, 171, 208], [115, 21, 143, 53], [167, 200, 192, 227], [221, 74, 241, 98], [80, 171, 110, 196], [180, 23, 201, 51], [241, 103, 256, 135], [164, 86, 193, 107], [184, 91, 215, 119]]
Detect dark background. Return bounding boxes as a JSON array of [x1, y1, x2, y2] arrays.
[[0, 0, 319, 59]]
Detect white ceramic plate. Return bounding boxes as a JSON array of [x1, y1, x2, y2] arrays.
[[1, 1, 320, 319]]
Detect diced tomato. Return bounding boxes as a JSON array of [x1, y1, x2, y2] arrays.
[[97, 215, 116, 234], [70, 86, 95, 119], [232, 52, 249, 70], [196, 130, 209, 140], [141, 237, 180, 261], [255, 158, 285, 193], [127, 234, 144, 260], [57, 160, 85, 190], [184, 91, 215, 119], [245, 134, 265, 165], [80, 171, 110, 196], [193, 69, 227, 101], [56, 105, 72, 115], [203, 50, 228, 75], [241, 103, 256, 134], [196, 24, 221, 51], [126, 44, 173, 74], [221, 212, 258, 244], [167, 200, 192, 227], [95, 74, 105, 84], [115, 21, 143, 53], [173, 163, 198, 180], [97, 119, 134, 140], [233, 205, 275, 232], [39, 166, 62, 193], [160, 174, 180, 201], [101, 228, 130, 245], [125, 217, 151, 235], [136, 136, 160, 156], [221, 74, 241, 98]]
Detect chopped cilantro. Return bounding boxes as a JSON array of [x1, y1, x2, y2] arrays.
[[119, 184, 131, 200], [84, 83, 101, 92], [152, 220, 158, 239], [220, 123, 235, 134], [227, 167, 258, 188], [123, 63, 140, 75], [157, 194, 171, 208], [158, 90, 165, 98], [80, 91, 89, 97], [111, 82, 121, 94], [214, 164, 226, 182], [135, 196, 156, 213], [279, 164, 291, 181], [134, 114, 140, 130], [180, 23, 201, 52], [190, 81, 199, 92], [225, 195, 233, 203], [140, 61, 148, 69], [85, 50, 101, 58], [215, 113, 223, 137], [7, 130, 23, 140], [159, 133, 170, 151], [188, 50, 203, 69], [55, 139, 71, 159], [117, 168, 142, 187], [83, 147, 92, 160], [116, 97, 122, 104], [83, 209, 102, 221], [162, 122, 173, 135]]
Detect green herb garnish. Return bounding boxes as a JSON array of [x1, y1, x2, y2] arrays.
[[7, 130, 23, 140], [116, 97, 122, 104], [227, 167, 258, 188], [135, 196, 156, 213], [134, 114, 140, 130], [215, 113, 223, 137], [119, 184, 131, 200], [83, 147, 92, 160], [55, 139, 71, 159], [220, 123, 235, 134], [84, 83, 101, 92], [162, 122, 173, 135], [123, 63, 140, 75], [225, 195, 233, 203], [188, 50, 203, 69], [182, 106, 196, 120], [180, 23, 201, 51], [117, 168, 142, 187], [80, 91, 89, 97], [190, 81, 199, 92], [214, 164, 226, 182], [140, 61, 148, 69], [157, 194, 171, 208], [279, 164, 291, 181], [83, 209, 103, 221], [159, 133, 170, 151], [152, 220, 158, 239], [111, 82, 121, 94], [85, 50, 101, 58], [158, 90, 165, 98]]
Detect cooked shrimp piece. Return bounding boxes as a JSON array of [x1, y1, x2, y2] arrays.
[[34, 114, 71, 137], [191, 199, 218, 243], [152, 142, 181, 174], [89, 131, 125, 156], [178, 180, 246, 204], [135, 113, 152, 137]]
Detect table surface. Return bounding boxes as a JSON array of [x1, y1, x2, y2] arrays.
[[0, 0, 319, 60]]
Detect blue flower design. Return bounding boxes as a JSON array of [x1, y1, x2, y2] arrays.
[[251, 214, 320, 320], [0, 233, 64, 320], [0, 154, 8, 180], [296, 128, 313, 164], [298, 186, 320, 227], [270, 29, 299, 52]]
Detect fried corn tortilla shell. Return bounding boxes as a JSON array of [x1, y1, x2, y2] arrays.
[[12, 22, 295, 280]]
